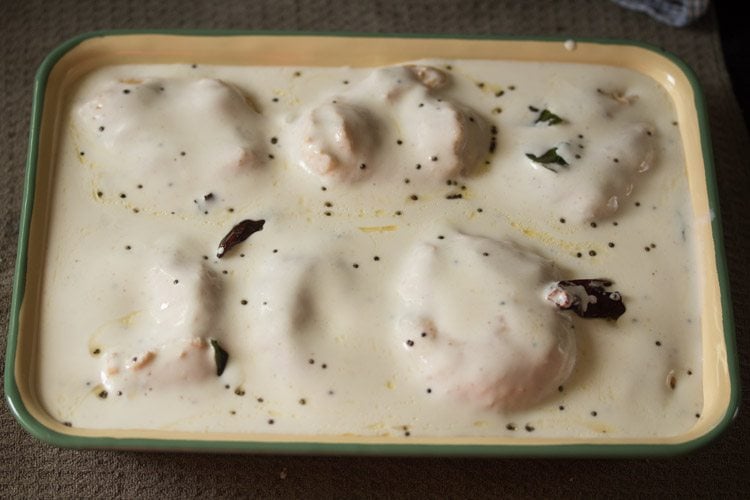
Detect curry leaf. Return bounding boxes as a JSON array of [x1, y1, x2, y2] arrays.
[[535, 109, 564, 125], [525, 147, 569, 171], [546, 279, 626, 320], [217, 219, 265, 258], [210, 339, 229, 376]]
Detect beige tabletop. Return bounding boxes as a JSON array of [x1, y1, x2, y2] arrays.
[[2, 0, 748, 497]]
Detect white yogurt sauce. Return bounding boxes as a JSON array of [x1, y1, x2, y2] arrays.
[[36, 59, 703, 438]]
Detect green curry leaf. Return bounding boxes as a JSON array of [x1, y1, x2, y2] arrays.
[[535, 109, 564, 125], [525, 147, 569, 172]]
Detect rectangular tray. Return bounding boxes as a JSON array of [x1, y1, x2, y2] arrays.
[[5, 31, 739, 456]]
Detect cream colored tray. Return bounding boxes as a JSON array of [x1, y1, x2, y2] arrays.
[[5, 32, 738, 455]]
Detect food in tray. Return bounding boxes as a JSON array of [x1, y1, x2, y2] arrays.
[[396, 232, 577, 411], [36, 58, 702, 438]]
